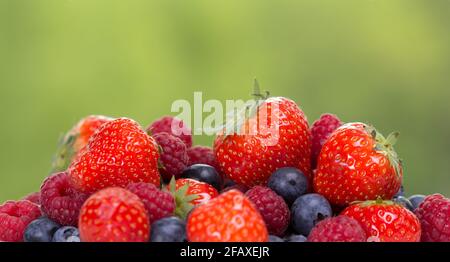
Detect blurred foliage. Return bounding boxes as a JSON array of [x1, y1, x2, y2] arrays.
[[0, 0, 449, 201]]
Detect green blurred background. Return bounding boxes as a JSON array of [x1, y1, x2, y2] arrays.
[[0, 0, 449, 202]]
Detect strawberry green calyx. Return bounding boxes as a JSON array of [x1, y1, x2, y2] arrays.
[[220, 79, 270, 136], [168, 177, 199, 220], [353, 197, 395, 207], [365, 125, 402, 179], [51, 132, 78, 173]]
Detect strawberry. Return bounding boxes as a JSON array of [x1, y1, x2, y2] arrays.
[[342, 199, 421, 242], [186, 190, 268, 242], [214, 82, 311, 187], [78, 187, 150, 242], [166, 178, 218, 220], [313, 122, 402, 206], [68, 118, 161, 194], [168, 178, 218, 206], [52, 115, 113, 173]]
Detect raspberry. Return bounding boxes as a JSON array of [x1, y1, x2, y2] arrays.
[[153, 132, 189, 181], [187, 146, 220, 172], [40, 172, 89, 226], [307, 215, 366, 242], [0, 200, 41, 242], [221, 183, 249, 194], [310, 113, 342, 168], [22, 192, 41, 205], [415, 194, 450, 242], [245, 186, 290, 236], [147, 116, 192, 148], [126, 182, 175, 224]]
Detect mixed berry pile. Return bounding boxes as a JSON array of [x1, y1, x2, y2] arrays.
[[0, 94, 449, 242]]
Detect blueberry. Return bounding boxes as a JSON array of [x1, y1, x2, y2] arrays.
[[268, 167, 309, 205], [223, 179, 236, 188], [291, 193, 332, 236], [181, 164, 222, 191], [285, 234, 307, 242], [393, 196, 414, 212], [409, 194, 426, 210], [269, 235, 284, 242], [24, 217, 61, 242], [52, 226, 80, 242], [393, 185, 405, 198], [150, 216, 187, 242]]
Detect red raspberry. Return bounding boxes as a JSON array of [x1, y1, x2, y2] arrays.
[[308, 215, 367, 242], [40, 172, 89, 226], [310, 113, 342, 169], [147, 116, 192, 148], [245, 186, 290, 236], [0, 200, 41, 242], [22, 192, 41, 205], [153, 132, 189, 181], [415, 194, 450, 242], [126, 182, 175, 224], [187, 146, 220, 171], [221, 183, 249, 194]]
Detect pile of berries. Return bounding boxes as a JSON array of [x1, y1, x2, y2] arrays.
[[0, 93, 449, 242]]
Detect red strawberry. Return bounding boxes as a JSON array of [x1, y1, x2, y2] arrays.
[[68, 118, 161, 194], [342, 200, 421, 242], [169, 178, 218, 206], [187, 190, 268, 242], [78, 187, 150, 242], [313, 122, 402, 206], [52, 115, 113, 172], [214, 84, 311, 187]]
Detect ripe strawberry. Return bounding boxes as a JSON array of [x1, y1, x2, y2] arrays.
[[187, 190, 268, 242], [342, 200, 421, 242], [168, 178, 218, 206], [78, 187, 150, 242], [52, 115, 113, 173], [214, 84, 311, 187], [68, 118, 161, 194], [313, 122, 402, 206]]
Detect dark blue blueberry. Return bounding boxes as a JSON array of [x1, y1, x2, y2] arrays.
[[291, 193, 332, 236], [150, 216, 187, 242], [223, 179, 236, 188], [285, 234, 307, 242], [52, 226, 80, 242], [393, 196, 414, 212], [181, 164, 222, 191], [24, 217, 61, 242], [268, 167, 309, 205], [393, 185, 405, 198], [409, 194, 426, 210], [269, 235, 284, 242]]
